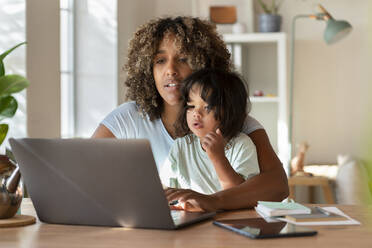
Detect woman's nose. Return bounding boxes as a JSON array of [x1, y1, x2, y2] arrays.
[[166, 60, 178, 77]]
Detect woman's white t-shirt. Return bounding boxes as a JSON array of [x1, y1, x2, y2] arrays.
[[101, 101, 263, 170]]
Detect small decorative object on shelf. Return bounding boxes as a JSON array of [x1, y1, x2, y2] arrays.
[[253, 90, 264, 96], [290, 142, 313, 177], [209, 6, 237, 24], [232, 23, 246, 34], [0, 42, 29, 219], [257, 0, 283, 32]]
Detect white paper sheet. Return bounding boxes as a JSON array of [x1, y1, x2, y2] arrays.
[[276, 207, 361, 226]]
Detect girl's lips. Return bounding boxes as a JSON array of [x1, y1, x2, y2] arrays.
[[193, 122, 203, 129]]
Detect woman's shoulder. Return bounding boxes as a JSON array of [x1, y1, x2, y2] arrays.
[[113, 101, 140, 114], [106, 101, 149, 121], [231, 133, 255, 148], [243, 115, 264, 134]]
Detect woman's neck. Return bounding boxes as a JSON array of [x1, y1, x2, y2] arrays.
[[161, 103, 181, 139]]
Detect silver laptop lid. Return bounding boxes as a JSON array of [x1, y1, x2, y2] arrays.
[[10, 138, 176, 229]]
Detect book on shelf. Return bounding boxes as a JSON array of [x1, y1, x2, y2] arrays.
[[285, 207, 348, 222], [255, 201, 311, 217]]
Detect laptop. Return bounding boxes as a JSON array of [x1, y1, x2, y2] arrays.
[[9, 138, 215, 229]]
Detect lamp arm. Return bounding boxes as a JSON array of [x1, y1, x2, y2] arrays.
[[288, 14, 312, 166]]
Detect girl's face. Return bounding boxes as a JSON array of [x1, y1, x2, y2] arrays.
[[186, 85, 220, 140], [153, 34, 193, 108]]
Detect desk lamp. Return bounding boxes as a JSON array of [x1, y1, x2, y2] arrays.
[[288, 4, 352, 169]]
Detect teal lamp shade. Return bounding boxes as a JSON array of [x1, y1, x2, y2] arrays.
[[324, 18, 352, 44]]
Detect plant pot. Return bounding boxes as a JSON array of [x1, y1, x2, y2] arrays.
[[258, 14, 282, 32]]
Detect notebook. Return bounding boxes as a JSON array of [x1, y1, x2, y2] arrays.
[[255, 201, 311, 217], [285, 207, 348, 222], [9, 138, 216, 229]]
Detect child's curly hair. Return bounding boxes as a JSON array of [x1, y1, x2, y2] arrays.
[[124, 16, 232, 120]]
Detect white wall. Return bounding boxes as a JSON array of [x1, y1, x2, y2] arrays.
[[26, 0, 60, 138], [276, 0, 371, 163]]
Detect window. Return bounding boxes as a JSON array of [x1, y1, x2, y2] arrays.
[[0, 0, 26, 150], [60, 0, 117, 138]]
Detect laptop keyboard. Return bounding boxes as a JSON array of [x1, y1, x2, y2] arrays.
[[171, 210, 183, 222]]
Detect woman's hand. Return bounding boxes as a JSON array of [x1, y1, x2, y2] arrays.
[[164, 187, 220, 212]]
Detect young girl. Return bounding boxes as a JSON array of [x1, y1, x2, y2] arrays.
[[160, 69, 260, 195]]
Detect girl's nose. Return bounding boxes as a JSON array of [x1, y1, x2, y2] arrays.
[[193, 108, 202, 118]]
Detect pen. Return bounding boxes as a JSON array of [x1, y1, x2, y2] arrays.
[[315, 206, 331, 216]]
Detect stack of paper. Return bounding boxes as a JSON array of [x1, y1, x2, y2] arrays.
[[277, 207, 361, 226], [285, 207, 348, 222], [255, 202, 361, 226]]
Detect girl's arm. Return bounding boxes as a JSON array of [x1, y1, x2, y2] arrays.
[[165, 129, 289, 211], [202, 129, 244, 189]]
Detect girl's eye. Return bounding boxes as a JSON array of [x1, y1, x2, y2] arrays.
[[179, 57, 188, 63], [204, 105, 211, 112], [186, 105, 194, 112]]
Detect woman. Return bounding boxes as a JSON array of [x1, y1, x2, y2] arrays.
[[93, 16, 288, 211]]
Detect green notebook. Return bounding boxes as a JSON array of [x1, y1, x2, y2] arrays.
[[256, 201, 311, 217]]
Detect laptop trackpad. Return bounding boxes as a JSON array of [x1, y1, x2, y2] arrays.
[[171, 210, 215, 227]]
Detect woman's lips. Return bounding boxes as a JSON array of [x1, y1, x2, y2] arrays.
[[164, 79, 181, 88]]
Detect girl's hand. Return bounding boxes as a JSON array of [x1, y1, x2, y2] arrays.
[[202, 128, 226, 162], [164, 187, 220, 212]]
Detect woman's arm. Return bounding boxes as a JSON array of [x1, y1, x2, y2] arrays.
[[92, 124, 116, 138], [165, 129, 289, 211]]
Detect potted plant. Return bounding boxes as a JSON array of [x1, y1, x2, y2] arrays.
[[0, 41, 29, 219], [257, 0, 283, 32]]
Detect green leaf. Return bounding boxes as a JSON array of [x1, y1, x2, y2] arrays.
[[257, 0, 271, 14], [0, 124, 8, 146], [0, 74, 30, 96], [0, 95, 18, 120], [0, 41, 27, 77], [0, 61, 4, 77]]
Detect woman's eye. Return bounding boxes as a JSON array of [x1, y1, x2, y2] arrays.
[[179, 57, 188, 63], [155, 58, 165, 64], [204, 105, 211, 112]]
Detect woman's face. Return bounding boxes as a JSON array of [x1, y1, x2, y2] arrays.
[[186, 86, 220, 140], [153, 34, 193, 107]]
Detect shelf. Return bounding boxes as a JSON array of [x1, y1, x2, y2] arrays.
[[250, 97, 279, 103], [223, 33, 286, 43]]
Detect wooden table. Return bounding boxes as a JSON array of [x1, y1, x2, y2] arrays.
[[1, 199, 371, 248]]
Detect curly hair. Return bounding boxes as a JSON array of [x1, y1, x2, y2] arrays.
[[175, 68, 250, 141], [124, 16, 232, 120]]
